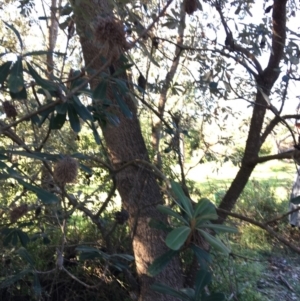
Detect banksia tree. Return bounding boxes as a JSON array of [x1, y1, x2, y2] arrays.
[[53, 156, 78, 186]]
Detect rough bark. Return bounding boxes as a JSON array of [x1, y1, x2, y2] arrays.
[[70, 0, 183, 300], [217, 0, 288, 222]]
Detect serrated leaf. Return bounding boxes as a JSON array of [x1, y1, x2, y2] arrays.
[[50, 112, 66, 129], [76, 245, 109, 261], [3, 21, 23, 50], [93, 80, 107, 101], [203, 293, 226, 301], [166, 226, 191, 250], [56, 102, 68, 114], [194, 269, 212, 297], [149, 219, 172, 232], [190, 244, 211, 270], [8, 58, 24, 94], [17, 178, 59, 204], [291, 196, 300, 205], [0, 61, 12, 84], [198, 223, 238, 234], [79, 163, 93, 175], [151, 283, 191, 301], [194, 198, 217, 220], [10, 87, 27, 100], [72, 96, 93, 121], [26, 62, 56, 91], [18, 247, 35, 266], [0, 150, 59, 161], [32, 273, 42, 296], [89, 122, 101, 145], [147, 250, 178, 276], [16, 230, 30, 247], [157, 205, 189, 225], [171, 181, 193, 219], [68, 104, 81, 132], [0, 268, 31, 289], [112, 89, 133, 119], [198, 229, 230, 254]]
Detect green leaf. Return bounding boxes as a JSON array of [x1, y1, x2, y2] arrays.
[[56, 102, 68, 114], [10, 87, 27, 100], [16, 229, 30, 247], [0, 268, 31, 289], [68, 104, 81, 132], [69, 70, 88, 92], [157, 205, 189, 225], [198, 230, 230, 254], [194, 270, 212, 297], [17, 178, 59, 204], [79, 163, 93, 175], [93, 80, 107, 101], [72, 96, 93, 121], [0, 150, 59, 161], [147, 250, 179, 276], [171, 181, 193, 218], [18, 247, 35, 266], [2, 228, 18, 246], [194, 198, 218, 220], [76, 245, 109, 261], [0, 61, 12, 84], [50, 112, 66, 129], [26, 62, 56, 91], [198, 223, 238, 234], [3, 21, 23, 50], [8, 58, 24, 94], [89, 122, 101, 145], [190, 244, 211, 267], [166, 226, 191, 250], [291, 196, 300, 205], [149, 219, 172, 232], [32, 273, 42, 297], [112, 89, 133, 119], [151, 283, 191, 301], [203, 293, 226, 301]]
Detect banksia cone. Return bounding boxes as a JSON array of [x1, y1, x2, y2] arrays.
[[10, 204, 28, 222], [93, 16, 131, 63], [3, 101, 17, 118], [184, 0, 198, 15], [53, 156, 78, 186], [138, 73, 147, 91], [114, 209, 129, 225]]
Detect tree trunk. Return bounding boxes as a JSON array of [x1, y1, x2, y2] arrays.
[[218, 0, 288, 222], [71, 1, 183, 300]]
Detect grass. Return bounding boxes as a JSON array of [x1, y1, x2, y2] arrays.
[[188, 159, 299, 301]]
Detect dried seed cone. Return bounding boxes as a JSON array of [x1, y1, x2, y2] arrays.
[[10, 204, 28, 222], [3, 101, 17, 118], [184, 0, 198, 15], [114, 209, 129, 225], [93, 16, 130, 63], [53, 156, 78, 185]]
